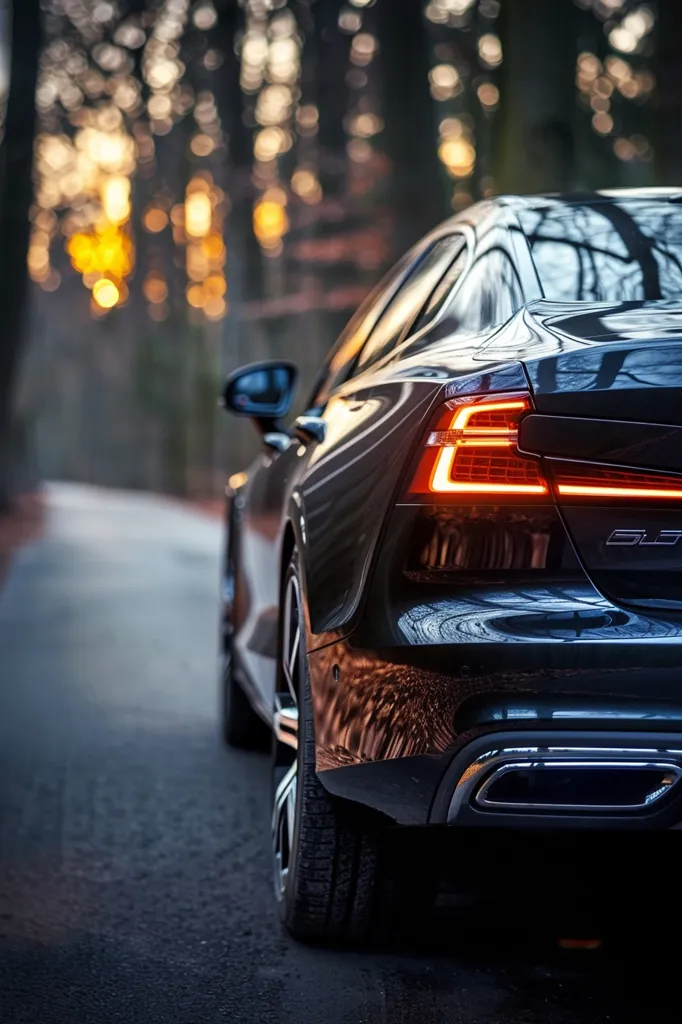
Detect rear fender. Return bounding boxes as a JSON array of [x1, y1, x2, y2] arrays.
[[295, 364, 530, 644], [294, 378, 440, 641]]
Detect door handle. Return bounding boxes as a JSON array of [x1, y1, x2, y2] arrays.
[[294, 415, 326, 445], [263, 432, 291, 454]]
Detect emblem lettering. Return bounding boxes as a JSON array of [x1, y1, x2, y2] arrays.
[[606, 529, 682, 547]]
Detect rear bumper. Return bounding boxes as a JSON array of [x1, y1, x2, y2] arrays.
[[309, 638, 682, 828], [318, 727, 682, 830]]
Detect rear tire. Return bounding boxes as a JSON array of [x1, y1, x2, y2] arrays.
[[273, 552, 381, 942]]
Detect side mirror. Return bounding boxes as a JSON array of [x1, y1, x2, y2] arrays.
[[221, 360, 298, 431]]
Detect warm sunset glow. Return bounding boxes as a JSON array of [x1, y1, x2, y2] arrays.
[[253, 198, 289, 249], [201, 233, 226, 263], [186, 283, 205, 308], [67, 225, 134, 280], [186, 241, 210, 281], [92, 278, 120, 309], [185, 190, 212, 238], [100, 175, 131, 225], [254, 126, 290, 161], [204, 295, 227, 319], [438, 136, 476, 178], [203, 273, 227, 298]]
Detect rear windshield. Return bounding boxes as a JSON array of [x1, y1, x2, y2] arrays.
[[518, 199, 682, 302]]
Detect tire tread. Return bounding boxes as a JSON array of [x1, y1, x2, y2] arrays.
[[280, 553, 379, 942]]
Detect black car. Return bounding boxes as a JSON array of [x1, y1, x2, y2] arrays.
[[221, 188, 682, 941]]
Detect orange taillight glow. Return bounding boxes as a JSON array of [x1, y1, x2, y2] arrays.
[[449, 399, 529, 432], [558, 484, 682, 499], [410, 393, 548, 497], [430, 442, 548, 494], [550, 465, 682, 502], [409, 392, 682, 504]]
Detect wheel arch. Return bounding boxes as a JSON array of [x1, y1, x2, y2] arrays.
[[279, 516, 323, 660], [280, 519, 297, 595]]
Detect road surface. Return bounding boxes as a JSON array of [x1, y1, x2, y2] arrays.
[[0, 484, 675, 1022]]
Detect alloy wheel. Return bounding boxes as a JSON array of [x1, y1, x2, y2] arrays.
[[272, 572, 301, 899]]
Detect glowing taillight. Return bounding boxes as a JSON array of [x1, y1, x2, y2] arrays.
[[409, 392, 548, 497], [449, 399, 529, 432], [558, 484, 682, 499], [552, 466, 682, 502], [408, 392, 682, 505]]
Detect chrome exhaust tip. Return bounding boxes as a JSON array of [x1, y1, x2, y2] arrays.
[[475, 760, 681, 812], [448, 745, 682, 821]]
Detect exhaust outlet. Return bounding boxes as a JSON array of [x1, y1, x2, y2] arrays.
[[475, 760, 681, 812], [446, 745, 682, 822]]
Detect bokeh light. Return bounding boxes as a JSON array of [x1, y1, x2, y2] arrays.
[[92, 277, 120, 308], [185, 189, 212, 239], [100, 175, 131, 225], [143, 207, 169, 233], [477, 33, 503, 68], [253, 196, 289, 250]]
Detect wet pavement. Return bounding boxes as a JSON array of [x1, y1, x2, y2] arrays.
[[0, 483, 676, 1023]]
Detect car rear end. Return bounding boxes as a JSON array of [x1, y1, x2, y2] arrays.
[[312, 310, 682, 835]]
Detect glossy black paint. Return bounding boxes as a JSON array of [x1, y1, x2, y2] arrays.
[[519, 413, 682, 472], [224, 189, 682, 829], [561, 504, 682, 613]]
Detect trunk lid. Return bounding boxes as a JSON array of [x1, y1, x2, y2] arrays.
[[520, 301, 682, 615], [523, 300, 682, 423]]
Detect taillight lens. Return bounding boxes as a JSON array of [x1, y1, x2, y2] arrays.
[[409, 392, 548, 498], [551, 465, 682, 501], [408, 391, 682, 506]]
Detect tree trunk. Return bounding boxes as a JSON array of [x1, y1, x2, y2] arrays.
[[0, 0, 41, 507], [495, 0, 579, 194], [654, 0, 682, 185], [376, 0, 447, 253]]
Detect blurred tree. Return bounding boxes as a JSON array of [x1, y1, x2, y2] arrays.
[[0, 0, 41, 507], [312, 0, 347, 164], [654, 0, 682, 185], [214, 0, 261, 312], [377, 0, 447, 250], [495, 0, 579, 194]]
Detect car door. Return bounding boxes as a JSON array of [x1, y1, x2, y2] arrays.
[[232, 244, 434, 713], [287, 225, 538, 643], [292, 234, 468, 639]]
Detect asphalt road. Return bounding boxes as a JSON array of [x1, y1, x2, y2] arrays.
[[0, 483, 678, 1023]]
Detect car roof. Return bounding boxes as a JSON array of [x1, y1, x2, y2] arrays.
[[428, 187, 682, 242], [497, 187, 682, 214], [429, 188, 682, 239]]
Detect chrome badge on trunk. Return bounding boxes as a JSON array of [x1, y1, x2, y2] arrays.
[[606, 529, 682, 547]]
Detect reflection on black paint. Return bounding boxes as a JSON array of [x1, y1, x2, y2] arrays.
[[519, 197, 682, 302]]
